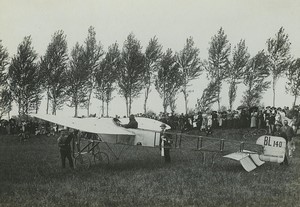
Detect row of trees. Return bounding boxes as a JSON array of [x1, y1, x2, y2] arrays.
[[197, 27, 297, 111], [0, 26, 300, 118]]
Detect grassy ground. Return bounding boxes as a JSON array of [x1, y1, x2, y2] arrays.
[[0, 129, 299, 207]]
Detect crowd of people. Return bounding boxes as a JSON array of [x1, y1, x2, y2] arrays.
[[0, 117, 55, 140], [1, 105, 300, 140], [134, 105, 300, 135]]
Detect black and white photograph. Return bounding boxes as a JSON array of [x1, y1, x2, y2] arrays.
[[0, 0, 300, 206]]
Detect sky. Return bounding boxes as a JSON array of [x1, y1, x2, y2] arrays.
[[1, 0, 300, 117]]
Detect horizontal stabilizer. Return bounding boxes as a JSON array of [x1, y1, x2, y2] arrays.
[[223, 152, 259, 172], [250, 153, 265, 166], [240, 156, 257, 172], [223, 152, 249, 161]]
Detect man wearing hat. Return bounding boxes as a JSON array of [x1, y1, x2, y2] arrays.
[[159, 123, 171, 163], [274, 122, 289, 165], [121, 114, 138, 129], [274, 122, 286, 137], [57, 128, 76, 169], [282, 120, 294, 157]]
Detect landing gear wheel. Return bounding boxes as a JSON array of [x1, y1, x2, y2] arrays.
[[94, 152, 109, 165], [75, 153, 91, 169]]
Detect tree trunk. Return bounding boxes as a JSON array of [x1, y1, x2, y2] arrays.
[[129, 95, 132, 116], [217, 90, 220, 111], [106, 100, 109, 117], [163, 96, 167, 113], [52, 99, 56, 115], [144, 87, 150, 114], [125, 98, 129, 117], [46, 89, 49, 114], [35, 99, 39, 114], [74, 102, 78, 117], [87, 89, 92, 117], [183, 90, 188, 114], [228, 81, 234, 111], [293, 95, 297, 108], [101, 99, 105, 117], [18, 99, 21, 116], [272, 78, 276, 107]]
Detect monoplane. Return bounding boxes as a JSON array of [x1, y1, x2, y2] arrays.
[[30, 113, 290, 172]]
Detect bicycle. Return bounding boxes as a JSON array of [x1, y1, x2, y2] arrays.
[[74, 139, 109, 169], [243, 128, 268, 140]]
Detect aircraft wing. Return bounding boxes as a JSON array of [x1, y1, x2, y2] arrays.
[[30, 114, 134, 136]]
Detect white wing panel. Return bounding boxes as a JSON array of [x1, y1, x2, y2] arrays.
[[30, 114, 134, 136]]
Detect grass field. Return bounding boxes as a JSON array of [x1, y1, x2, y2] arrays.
[[0, 129, 300, 207]]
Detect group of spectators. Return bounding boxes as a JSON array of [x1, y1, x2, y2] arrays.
[[2, 105, 300, 140], [0, 117, 55, 140], [134, 105, 300, 135]]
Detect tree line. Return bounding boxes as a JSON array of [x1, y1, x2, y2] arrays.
[[0, 26, 300, 119]]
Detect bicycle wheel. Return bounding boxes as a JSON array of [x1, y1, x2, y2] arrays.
[[75, 153, 91, 169], [251, 129, 268, 139], [256, 129, 268, 136], [94, 152, 109, 165], [243, 132, 253, 140]]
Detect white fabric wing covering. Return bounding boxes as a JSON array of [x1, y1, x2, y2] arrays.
[[30, 114, 134, 136]]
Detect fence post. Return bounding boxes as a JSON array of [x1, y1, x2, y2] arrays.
[[220, 139, 225, 151], [179, 133, 182, 148], [240, 142, 244, 152], [197, 136, 203, 150]]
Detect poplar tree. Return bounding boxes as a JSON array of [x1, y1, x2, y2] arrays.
[[242, 51, 270, 107], [206, 27, 231, 110], [0, 40, 11, 118], [176, 37, 202, 114], [266, 27, 291, 107], [228, 40, 250, 110], [0, 40, 9, 88], [67, 43, 89, 117], [83, 26, 103, 116], [196, 79, 220, 111], [286, 58, 300, 108], [8, 36, 42, 115], [0, 89, 12, 119], [40, 30, 68, 115], [95, 43, 120, 117], [118, 33, 145, 116], [143, 36, 162, 114], [155, 49, 182, 113]]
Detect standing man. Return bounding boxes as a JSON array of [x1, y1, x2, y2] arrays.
[[282, 120, 294, 157], [196, 111, 203, 132], [159, 124, 171, 163], [273, 122, 288, 165], [57, 128, 75, 169]]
